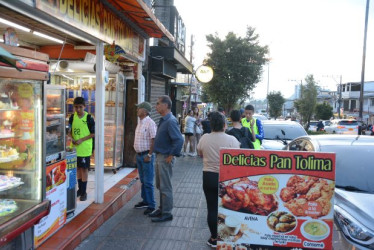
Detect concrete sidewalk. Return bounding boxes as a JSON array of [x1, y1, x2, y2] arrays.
[[76, 155, 212, 250]]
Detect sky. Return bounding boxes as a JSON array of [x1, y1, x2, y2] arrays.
[[174, 0, 374, 100]]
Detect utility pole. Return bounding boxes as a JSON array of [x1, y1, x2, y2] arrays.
[[359, 0, 370, 120], [188, 34, 194, 112], [338, 75, 342, 118], [266, 62, 270, 114]]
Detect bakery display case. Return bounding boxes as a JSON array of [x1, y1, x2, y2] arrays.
[[103, 73, 126, 173], [44, 85, 66, 165], [0, 77, 49, 242], [50, 73, 126, 172]]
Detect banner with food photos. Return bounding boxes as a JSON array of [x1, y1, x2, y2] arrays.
[[34, 160, 67, 247], [218, 149, 335, 250]]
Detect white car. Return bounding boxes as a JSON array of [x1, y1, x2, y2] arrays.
[[324, 119, 358, 135], [261, 120, 308, 150], [253, 114, 268, 120], [307, 121, 319, 132]]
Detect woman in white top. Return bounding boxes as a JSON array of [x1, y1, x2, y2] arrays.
[[197, 111, 240, 248], [183, 110, 196, 156], [193, 106, 203, 146]]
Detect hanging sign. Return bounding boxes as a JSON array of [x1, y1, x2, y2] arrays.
[[218, 149, 335, 250], [195, 65, 213, 83]]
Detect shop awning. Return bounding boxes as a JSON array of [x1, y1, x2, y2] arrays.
[[151, 46, 193, 74], [0, 46, 22, 71], [108, 0, 174, 41]]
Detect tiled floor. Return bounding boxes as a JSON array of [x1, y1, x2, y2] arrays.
[[69, 167, 135, 221]]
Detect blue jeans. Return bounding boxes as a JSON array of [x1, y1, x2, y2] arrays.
[[136, 154, 155, 209]]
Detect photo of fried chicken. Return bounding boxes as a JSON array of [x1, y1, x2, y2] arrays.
[[280, 175, 334, 218], [219, 177, 278, 216]]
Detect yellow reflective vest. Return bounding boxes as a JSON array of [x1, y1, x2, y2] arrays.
[[241, 117, 261, 149]]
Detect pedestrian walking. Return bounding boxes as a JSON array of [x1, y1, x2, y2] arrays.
[[133, 102, 157, 215], [183, 110, 196, 156], [68, 97, 95, 202], [193, 106, 203, 146], [201, 112, 211, 134], [150, 95, 184, 222], [241, 104, 264, 149], [226, 110, 255, 149], [197, 111, 240, 247]]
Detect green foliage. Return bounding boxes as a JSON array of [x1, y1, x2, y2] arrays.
[[315, 102, 333, 120], [267, 91, 285, 119], [202, 27, 268, 114], [293, 75, 318, 130], [307, 130, 326, 135]]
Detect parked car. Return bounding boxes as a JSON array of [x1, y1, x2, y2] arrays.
[[260, 120, 307, 150], [323, 120, 331, 127], [324, 119, 358, 134], [307, 121, 319, 132], [253, 113, 268, 121], [285, 135, 374, 250]]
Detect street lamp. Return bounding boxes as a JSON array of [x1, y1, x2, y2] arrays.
[[359, 0, 370, 120], [288, 79, 303, 99]]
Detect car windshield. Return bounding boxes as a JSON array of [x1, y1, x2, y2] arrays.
[[333, 147, 374, 193], [309, 122, 318, 126], [263, 124, 307, 140], [338, 120, 358, 126]]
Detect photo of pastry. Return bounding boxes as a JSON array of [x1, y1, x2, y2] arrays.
[[219, 177, 278, 216], [267, 211, 297, 233], [280, 175, 334, 218]]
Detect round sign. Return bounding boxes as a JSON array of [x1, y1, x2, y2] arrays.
[[195, 65, 214, 83]]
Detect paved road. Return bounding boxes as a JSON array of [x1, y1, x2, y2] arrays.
[[76, 155, 212, 250]]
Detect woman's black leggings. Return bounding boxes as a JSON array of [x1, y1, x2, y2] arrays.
[[203, 171, 219, 239]]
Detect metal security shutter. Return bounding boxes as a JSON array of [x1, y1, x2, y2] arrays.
[[150, 76, 166, 124]]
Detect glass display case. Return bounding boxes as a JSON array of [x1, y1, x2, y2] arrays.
[[50, 73, 126, 172], [103, 73, 126, 172], [0, 78, 45, 229], [44, 85, 66, 165]]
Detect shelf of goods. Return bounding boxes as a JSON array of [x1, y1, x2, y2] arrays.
[[44, 85, 66, 165], [51, 74, 126, 173]]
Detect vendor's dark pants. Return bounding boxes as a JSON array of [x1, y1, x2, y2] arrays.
[[203, 171, 219, 239]]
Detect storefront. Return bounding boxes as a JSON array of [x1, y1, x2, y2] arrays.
[[0, 0, 172, 248]]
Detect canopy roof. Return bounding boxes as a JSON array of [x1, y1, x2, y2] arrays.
[[108, 0, 174, 41]]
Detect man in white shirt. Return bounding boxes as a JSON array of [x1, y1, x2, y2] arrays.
[[133, 102, 157, 215]]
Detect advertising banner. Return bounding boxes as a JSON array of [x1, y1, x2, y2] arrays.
[[34, 160, 67, 247], [218, 149, 335, 250]]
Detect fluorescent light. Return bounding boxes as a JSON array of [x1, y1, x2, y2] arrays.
[[0, 17, 31, 32], [0, 38, 3, 43], [33, 31, 63, 44], [62, 74, 74, 81]]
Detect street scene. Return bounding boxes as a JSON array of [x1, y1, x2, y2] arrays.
[[0, 0, 373, 250]]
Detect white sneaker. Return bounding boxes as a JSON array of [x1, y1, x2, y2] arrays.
[[188, 152, 197, 157]]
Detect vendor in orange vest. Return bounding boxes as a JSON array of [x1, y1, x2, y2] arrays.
[[241, 104, 264, 149]]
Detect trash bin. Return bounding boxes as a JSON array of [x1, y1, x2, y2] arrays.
[[66, 150, 77, 217]]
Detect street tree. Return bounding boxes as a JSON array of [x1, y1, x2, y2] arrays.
[[294, 75, 318, 130], [315, 102, 333, 120], [267, 91, 285, 119], [202, 27, 268, 113]]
